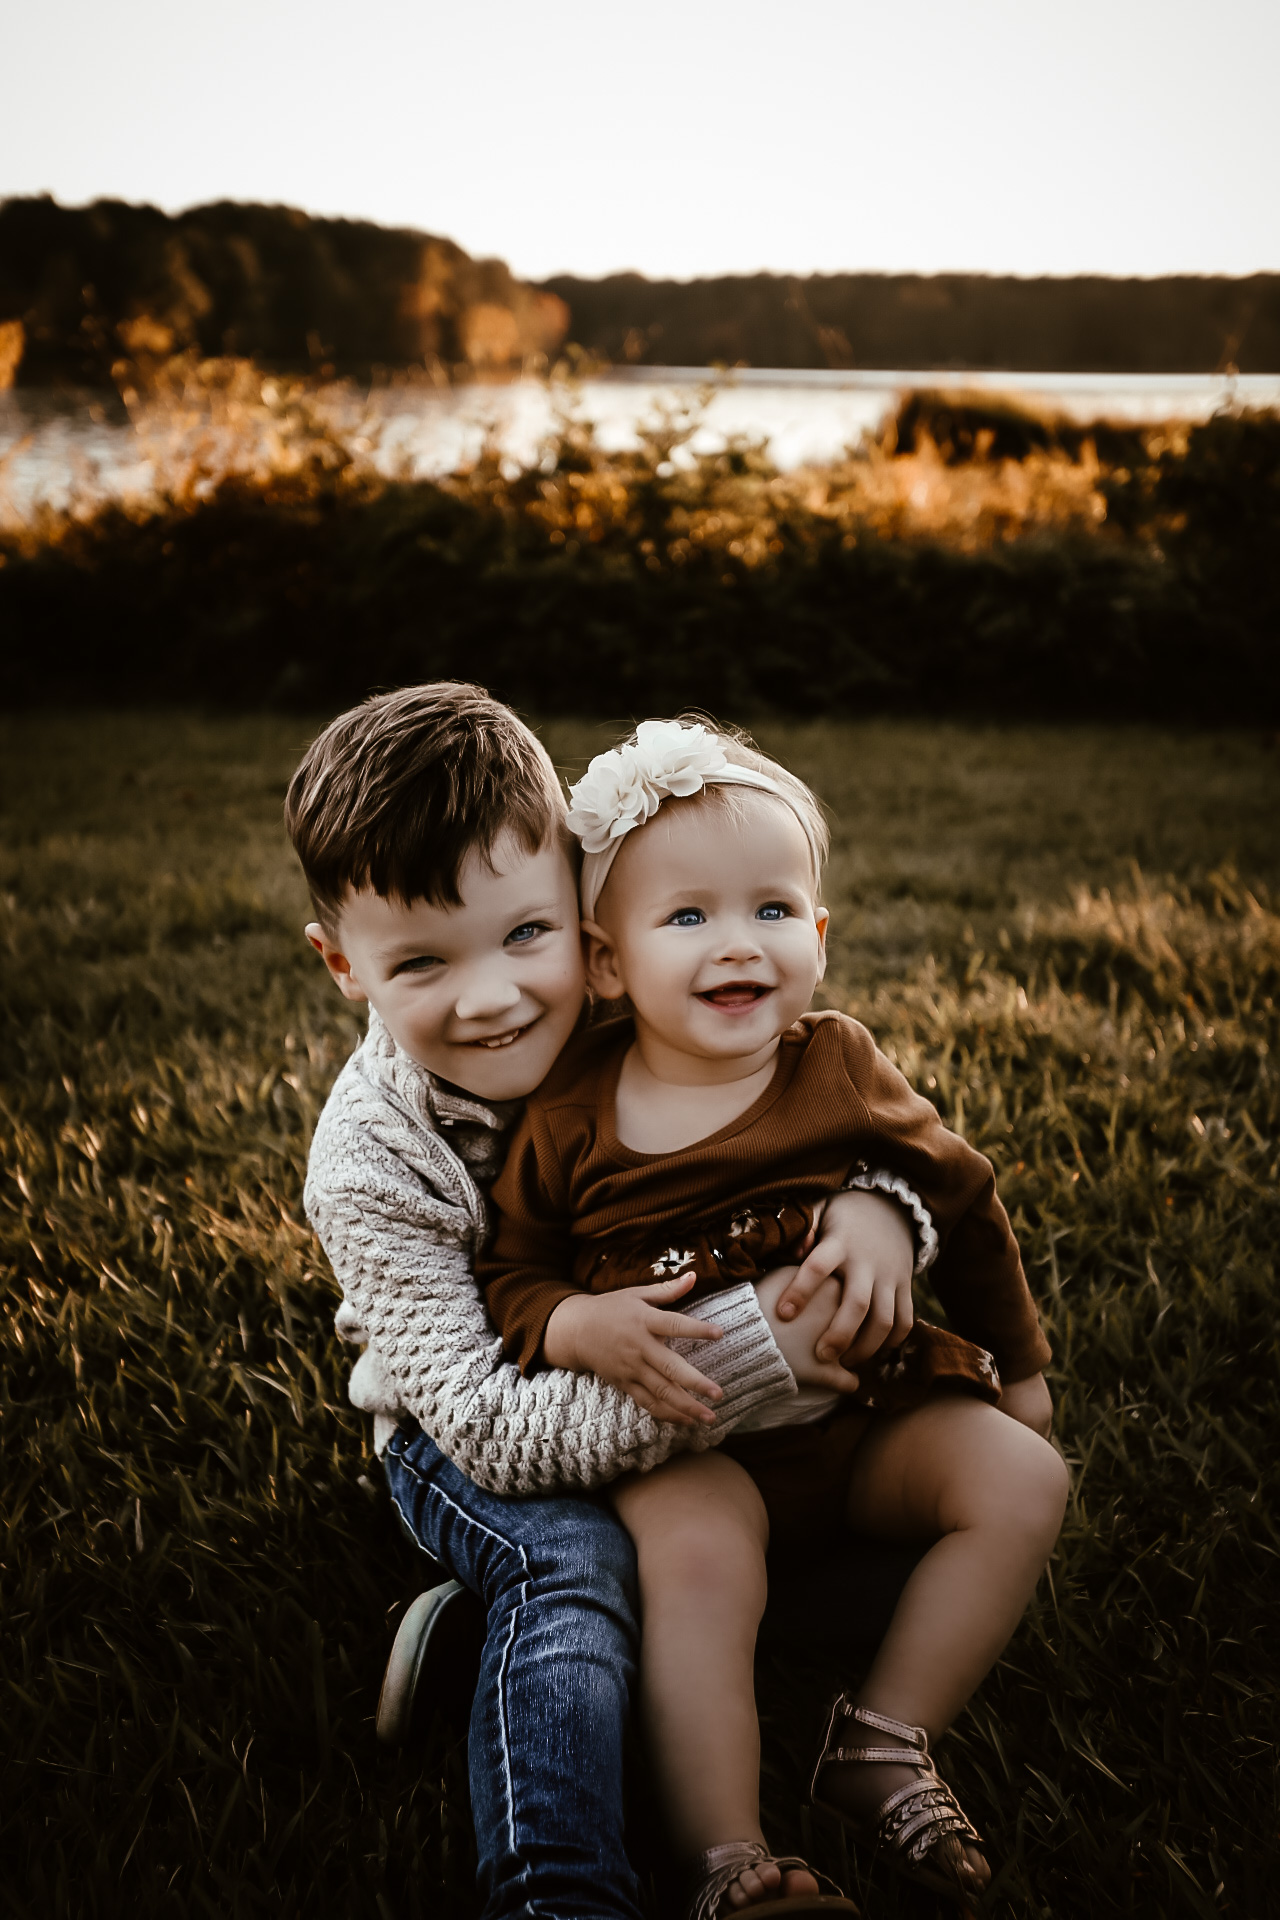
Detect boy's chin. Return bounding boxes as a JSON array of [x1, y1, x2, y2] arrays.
[[411, 1033, 561, 1103]]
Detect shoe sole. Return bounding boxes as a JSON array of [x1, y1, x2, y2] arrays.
[[376, 1580, 485, 1748]]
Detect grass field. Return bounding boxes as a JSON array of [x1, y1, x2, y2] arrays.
[[2, 712, 1278, 1919]]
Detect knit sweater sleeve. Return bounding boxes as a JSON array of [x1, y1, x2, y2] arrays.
[[305, 1104, 795, 1496], [835, 1017, 1052, 1381]]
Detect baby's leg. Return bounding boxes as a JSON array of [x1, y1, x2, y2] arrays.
[[820, 1397, 1069, 1891], [612, 1450, 818, 1909]]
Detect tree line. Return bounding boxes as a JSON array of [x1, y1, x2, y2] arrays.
[[0, 196, 568, 386], [2, 196, 1277, 386], [541, 268, 1280, 375]]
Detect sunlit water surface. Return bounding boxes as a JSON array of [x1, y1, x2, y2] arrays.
[[2, 367, 1278, 520]]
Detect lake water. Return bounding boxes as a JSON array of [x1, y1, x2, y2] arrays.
[[3, 366, 1278, 520]]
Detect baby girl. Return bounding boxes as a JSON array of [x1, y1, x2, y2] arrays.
[[479, 721, 1068, 1918]]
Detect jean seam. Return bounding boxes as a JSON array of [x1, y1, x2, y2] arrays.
[[388, 1442, 541, 1913]]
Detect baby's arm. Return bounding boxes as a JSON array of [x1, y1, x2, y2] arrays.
[[545, 1276, 734, 1425], [774, 1185, 919, 1368], [811, 1018, 1055, 1429], [542, 1277, 726, 1428], [992, 1371, 1053, 1434], [545, 1266, 868, 1418], [478, 1106, 745, 1426]]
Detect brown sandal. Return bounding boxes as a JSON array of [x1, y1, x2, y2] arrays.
[[686, 1841, 859, 1920], [809, 1698, 989, 1903]]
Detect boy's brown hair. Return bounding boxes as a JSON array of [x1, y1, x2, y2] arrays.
[[285, 683, 566, 933]]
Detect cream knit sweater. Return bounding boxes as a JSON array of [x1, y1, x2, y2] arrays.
[[304, 1011, 800, 1494]]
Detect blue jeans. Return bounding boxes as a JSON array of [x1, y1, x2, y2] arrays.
[[385, 1421, 647, 1920]]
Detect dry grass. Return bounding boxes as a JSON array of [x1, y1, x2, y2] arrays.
[[2, 714, 1278, 1918]]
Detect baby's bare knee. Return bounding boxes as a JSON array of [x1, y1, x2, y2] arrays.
[[943, 1412, 1068, 1544], [637, 1511, 767, 1622], [989, 1426, 1069, 1545]]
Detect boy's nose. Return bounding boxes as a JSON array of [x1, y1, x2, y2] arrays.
[[453, 971, 523, 1023]]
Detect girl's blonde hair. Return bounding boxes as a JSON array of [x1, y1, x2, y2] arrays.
[[623, 716, 830, 892]]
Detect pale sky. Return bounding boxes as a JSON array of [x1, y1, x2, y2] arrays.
[[2, 0, 1276, 282]]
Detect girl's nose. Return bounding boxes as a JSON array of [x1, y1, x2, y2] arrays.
[[716, 920, 765, 963], [453, 969, 523, 1023]]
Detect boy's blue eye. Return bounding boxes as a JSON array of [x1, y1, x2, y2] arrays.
[[756, 903, 790, 921], [506, 921, 547, 946], [666, 908, 706, 928]]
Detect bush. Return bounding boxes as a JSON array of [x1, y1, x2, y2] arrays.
[[2, 380, 1277, 722]]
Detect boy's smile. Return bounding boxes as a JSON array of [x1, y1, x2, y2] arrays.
[[307, 834, 586, 1102]]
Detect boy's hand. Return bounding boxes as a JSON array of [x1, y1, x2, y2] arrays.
[[754, 1269, 864, 1394], [998, 1371, 1053, 1437], [543, 1274, 725, 1427], [774, 1189, 915, 1366]]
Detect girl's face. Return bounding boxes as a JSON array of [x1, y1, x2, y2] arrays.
[[585, 792, 829, 1070]]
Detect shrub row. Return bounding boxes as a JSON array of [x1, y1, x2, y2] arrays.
[[2, 403, 1277, 720]]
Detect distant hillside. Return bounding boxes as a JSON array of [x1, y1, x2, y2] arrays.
[[0, 197, 568, 386], [541, 269, 1280, 374], [4, 198, 1275, 388]]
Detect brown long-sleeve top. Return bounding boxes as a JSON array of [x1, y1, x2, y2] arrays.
[[478, 1010, 1051, 1384]]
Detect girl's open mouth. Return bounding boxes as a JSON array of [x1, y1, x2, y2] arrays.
[[697, 983, 773, 1011]]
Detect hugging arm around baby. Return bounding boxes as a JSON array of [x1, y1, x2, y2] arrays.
[[478, 720, 1067, 1917]]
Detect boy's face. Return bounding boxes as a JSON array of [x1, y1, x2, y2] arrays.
[[308, 834, 586, 1102], [583, 792, 828, 1071]]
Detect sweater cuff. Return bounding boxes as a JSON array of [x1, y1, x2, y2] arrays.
[[666, 1283, 797, 1430], [842, 1167, 939, 1277]]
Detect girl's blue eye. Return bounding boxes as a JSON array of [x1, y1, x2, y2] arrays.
[[756, 903, 790, 921], [667, 908, 706, 927], [506, 921, 547, 946]]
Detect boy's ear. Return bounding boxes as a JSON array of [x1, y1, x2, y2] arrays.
[[814, 906, 830, 983], [305, 923, 368, 1003], [581, 919, 627, 1001]]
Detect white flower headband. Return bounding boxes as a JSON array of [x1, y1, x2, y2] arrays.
[[566, 719, 819, 919]]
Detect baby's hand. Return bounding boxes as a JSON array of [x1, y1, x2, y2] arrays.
[[543, 1274, 725, 1428], [775, 1189, 915, 1365], [754, 1269, 864, 1393]]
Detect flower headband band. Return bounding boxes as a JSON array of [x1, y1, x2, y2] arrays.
[[565, 720, 819, 919]]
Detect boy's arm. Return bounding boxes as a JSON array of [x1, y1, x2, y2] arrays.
[[839, 1020, 1052, 1382], [307, 1117, 795, 1496]]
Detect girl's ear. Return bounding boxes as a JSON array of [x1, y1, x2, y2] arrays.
[[581, 919, 627, 1000], [814, 906, 830, 983]]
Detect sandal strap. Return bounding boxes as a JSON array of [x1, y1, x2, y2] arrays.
[[687, 1841, 770, 1920], [875, 1777, 982, 1864], [809, 1692, 930, 1799], [809, 1691, 983, 1877], [849, 1705, 929, 1751], [686, 1841, 849, 1920]]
